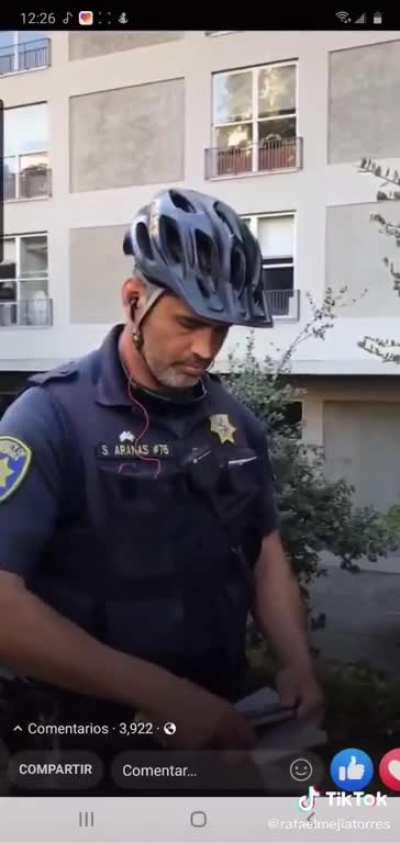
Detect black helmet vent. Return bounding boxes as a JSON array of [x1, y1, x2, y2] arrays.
[[169, 190, 195, 213], [161, 216, 183, 264], [230, 243, 246, 292], [195, 230, 213, 276], [123, 231, 133, 256], [214, 202, 236, 237], [196, 276, 211, 298], [136, 222, 153, 260]]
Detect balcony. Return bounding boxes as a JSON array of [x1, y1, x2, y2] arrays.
[[0, 297, 53, 328], [266, 289, 300, 320], [0, 38, 51, 75], [3, 153, 52, 201], [205, 137, 303, 179]]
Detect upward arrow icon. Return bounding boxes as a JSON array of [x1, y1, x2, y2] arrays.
[[13, 725, 23, 732]]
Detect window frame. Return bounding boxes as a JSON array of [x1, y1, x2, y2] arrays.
[[0, 233, 49, 303], [212, 60, 298, 173], [243, 211, 297, 318], [0, 31, 50, 76], [4, 150, 50, 202], [3, 102, 50, 202]]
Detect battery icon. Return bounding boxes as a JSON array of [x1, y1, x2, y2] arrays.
[[373, 11, 383, 24]]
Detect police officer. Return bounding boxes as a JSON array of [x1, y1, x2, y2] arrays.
[[0, 189, 323, 779]]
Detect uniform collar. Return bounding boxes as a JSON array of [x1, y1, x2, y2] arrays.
[[95, 324, 210, 410], [95, 325, 132, 407]]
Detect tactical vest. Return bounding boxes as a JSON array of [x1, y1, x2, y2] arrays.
[[28, 356, 266, 701]]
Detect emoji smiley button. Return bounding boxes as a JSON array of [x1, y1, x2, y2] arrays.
[[290, 758, 313, 782]]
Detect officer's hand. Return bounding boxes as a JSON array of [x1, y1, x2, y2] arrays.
[[146, 677, 257, 751]]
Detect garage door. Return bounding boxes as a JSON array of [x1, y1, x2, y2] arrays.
[[324, 402, 400, 510]]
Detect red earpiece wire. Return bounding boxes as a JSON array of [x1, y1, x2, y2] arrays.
[[118, 380, 161, 478]]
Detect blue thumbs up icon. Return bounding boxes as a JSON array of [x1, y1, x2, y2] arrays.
[[330, 748, 374, 792]]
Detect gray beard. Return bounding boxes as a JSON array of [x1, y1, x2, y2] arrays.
[[144, 351, 204, 391]]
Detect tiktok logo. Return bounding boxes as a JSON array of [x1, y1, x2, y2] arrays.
[[297, 785, 321, 812]]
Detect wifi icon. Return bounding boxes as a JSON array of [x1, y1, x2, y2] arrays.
[[336, 10, 352, 23]]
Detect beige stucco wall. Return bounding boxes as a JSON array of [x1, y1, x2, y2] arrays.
[[326, 202, 400, 318], [298, 376, 400, 508], [70, 79, 185, 192], [324, 400, 400, 509], [329, 40, 400, 163], [70, 224, 128, 323], [69, 31, 183, 61]]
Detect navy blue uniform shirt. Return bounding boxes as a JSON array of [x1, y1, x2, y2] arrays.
[[0, 325, 278, 697]]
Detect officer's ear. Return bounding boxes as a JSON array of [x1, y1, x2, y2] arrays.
[[122, 277, 146, 303], [122, 279, 141, 314]]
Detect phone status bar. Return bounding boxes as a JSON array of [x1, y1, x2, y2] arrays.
[[0, 9, 398, 30]]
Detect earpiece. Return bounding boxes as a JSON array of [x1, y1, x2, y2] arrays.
[[128, 295, 144, 350], [129, 299, 138, 321], [129, 300, 142, 350]]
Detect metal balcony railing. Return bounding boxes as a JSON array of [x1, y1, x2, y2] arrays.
[[0, 38, 51, 75], [0, 298, 53, 328], [266, 289, 300, 320], [205, 137, 303, 179], [3, 153, 51, 201]]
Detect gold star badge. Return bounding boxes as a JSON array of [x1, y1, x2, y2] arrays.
[[209, 414, 236, 445]]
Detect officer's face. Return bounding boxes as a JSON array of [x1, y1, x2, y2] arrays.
[[139, 290, 229, 389]]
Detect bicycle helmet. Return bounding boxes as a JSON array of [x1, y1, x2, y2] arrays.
[[123, 188, 273, 328]]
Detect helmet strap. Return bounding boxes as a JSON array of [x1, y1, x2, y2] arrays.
[[137, 287, 165, 328], [129, 285, 164, 356]]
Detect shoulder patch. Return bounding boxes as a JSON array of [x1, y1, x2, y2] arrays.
[[0, 436, 32, 503]]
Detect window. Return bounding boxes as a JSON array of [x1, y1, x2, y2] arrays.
[[207, 62, 299, 177], [259, 215, 294, 292], [284, 401, 303, 431], [0, 234, 50, 327], [4, 103, 50, 201], [0, 31, 50, 75], [279, 401, 303, 438], [244, 214, 298, 318]]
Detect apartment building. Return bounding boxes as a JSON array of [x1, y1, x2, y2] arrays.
[[1, 28, 400, 509]]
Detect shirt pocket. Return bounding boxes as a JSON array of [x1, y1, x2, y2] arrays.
[[207, 446, 262, 523], [216, 447, 265, 564], [96, 461, 181, 580]]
